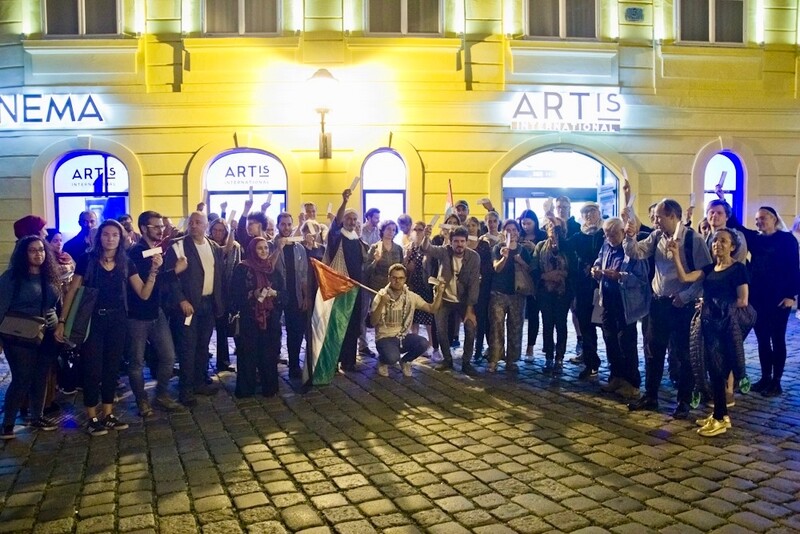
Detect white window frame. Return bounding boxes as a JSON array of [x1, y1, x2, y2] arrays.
[[43, 0, 123, 36], [203, 0, 282, 36], [524, 0, 599, 40], [676, 0, 746, 44], [365, 0, 443, 36]]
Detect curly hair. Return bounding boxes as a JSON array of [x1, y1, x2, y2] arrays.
[[378, 219, 398, 238], [9, 235, 61, 294]]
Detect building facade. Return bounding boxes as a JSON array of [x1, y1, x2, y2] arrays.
[[1, 0, 799, 258]]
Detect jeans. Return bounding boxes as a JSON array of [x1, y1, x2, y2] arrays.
[[644, 296, 694, 403], [82, 309, 127, 407], [283, 300, 308, 369], [752, 301, 791, 382], [435, 301, 475, 364], [127, 309, 176, 401], [575, 286, 600, 370], [539, 290, 571, 359], [214, 314, 232, 369], [376, 334, 429, 365], [525, 295, 540, 348], [2, 331, 57, 426], [488, 291, 525, 364], [601, 289, 641, 388], [172, 297, 215, 400]]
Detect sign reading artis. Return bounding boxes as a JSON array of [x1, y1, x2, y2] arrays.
[[0, 94, 105, 128], [205, 149, 287, 191], [510, 90, 622, 133]]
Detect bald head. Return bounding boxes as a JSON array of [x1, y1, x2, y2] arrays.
[[188, 211, 208, 241]]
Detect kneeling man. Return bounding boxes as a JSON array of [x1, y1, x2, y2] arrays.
[[370, 264, 444, 377]]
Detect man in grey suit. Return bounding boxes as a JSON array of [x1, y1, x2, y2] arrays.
[[422, 226, 480, 376]]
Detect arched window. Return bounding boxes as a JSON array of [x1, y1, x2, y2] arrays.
[[205, 148, 288, 224], [703, 151, 743, 220], [361, 149, 407, 225], [502, 149, 618, 221], [53, 150, 129, 238]]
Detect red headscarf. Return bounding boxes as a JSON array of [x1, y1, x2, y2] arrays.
[[241, 237, 275, 329]]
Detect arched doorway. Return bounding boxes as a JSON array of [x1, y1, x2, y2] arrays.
[[502, 149, 619, 221]]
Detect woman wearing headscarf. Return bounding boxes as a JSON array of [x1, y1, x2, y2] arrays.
[[518, 209, 546, 359], [208, 217, 241, 372], [731, 206, 800, 397], [230, 237, 285, 398], [56, 220, 161, 436], [0, 236, 62, 439]]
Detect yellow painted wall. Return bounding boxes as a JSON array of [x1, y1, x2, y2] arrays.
[[1, 0, 800, 260]]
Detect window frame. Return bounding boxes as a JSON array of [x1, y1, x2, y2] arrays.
[[365, 0, 444, 36], [703, 151, 744, 221], [203, 0, 282, 36], [52, 150, 130, 235], [43, 0, 123, 37], [676, 0, 746, 45], [360, 148, 407, 221], [524, 0, 599, 40]]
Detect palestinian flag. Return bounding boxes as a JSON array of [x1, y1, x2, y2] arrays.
[[305, 258, 358, 386]]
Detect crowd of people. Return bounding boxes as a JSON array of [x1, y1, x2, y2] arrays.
[[0, 186, 798, 440]]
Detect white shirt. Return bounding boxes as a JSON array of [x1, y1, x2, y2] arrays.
[[444, 256, 462, 303], [194, 239, 215, 296]]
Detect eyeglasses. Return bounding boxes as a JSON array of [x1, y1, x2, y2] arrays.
[[389, 275, 406, 281], [147, 225, 166, 229]]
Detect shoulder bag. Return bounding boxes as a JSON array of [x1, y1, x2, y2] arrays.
[[0, 277, 47, 346]]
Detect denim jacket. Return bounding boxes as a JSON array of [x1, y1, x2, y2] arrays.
[[593, 242, 651, 324]]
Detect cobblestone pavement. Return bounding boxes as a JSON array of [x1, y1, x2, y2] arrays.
[[1, 316, 798, 534]]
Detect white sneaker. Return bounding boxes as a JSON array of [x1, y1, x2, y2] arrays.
[[401, 362, 412, 377], [430, 349, 443, 362], [698, 417, 730, 436], [696, 414, 732, 429], [377, 363, 389, 377]]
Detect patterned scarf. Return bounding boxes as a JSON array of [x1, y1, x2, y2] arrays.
[[241, 237, 275, 329]]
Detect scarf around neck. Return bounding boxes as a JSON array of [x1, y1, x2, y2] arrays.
[[241, 237, 275, 329]]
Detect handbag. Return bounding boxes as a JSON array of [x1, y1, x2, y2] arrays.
[[0, 312, 46, 346], [64, 285, 99, 347], [514, 264, 535, 296], [0, 276, 48, 346]]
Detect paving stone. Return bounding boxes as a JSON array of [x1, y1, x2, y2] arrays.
[[507, 515, 552, 534], [435, 495, 474, 513], [75, 515, 115, 534], [281, 504, 324, 530], [235, 493, 270, 510], [426, 522, 470, 534], [119, 514, 156, 531], [728, 511, 778, 532], [32, 518, 75, 534], [203, 520, 243, 533], [331, 519, 376, 534], [511, 494, 565, 516]]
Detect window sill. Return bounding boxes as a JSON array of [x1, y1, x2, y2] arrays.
[[347, 36, 461, 50], [183, 36, 300, 49]]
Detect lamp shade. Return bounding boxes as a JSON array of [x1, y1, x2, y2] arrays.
[[307, 68, 338, 113]]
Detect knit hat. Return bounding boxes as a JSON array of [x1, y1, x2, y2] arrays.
[[13, 215, 47, 239]]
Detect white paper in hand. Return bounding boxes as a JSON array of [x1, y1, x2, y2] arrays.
[[543, 197, 554, 213], [326, 202, 333, 215], [248, 186, 254, 202], [184, 314, 193, 326], [689, 193, 696, 208], [349, 176, 360, 191], [142, 247, 162, 259], [718, 171, 727, 188], [266, 191, 272, 205], [227, 210, 237, 224], [429, 214, 440, 227]]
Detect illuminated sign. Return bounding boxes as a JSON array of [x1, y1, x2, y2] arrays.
[[0, 94, 105, 128], [206, 149, 287, 191], [510, 90, 622, 133], [54, 153, 129, 194]]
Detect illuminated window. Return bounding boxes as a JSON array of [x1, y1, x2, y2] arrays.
[[502, 150, 617, 220], [205, 148, 288, 224], [703, 152, 743, 219], [44, 0, 120, 36], [204, 0, 279, 34], [361, 149, 407, 228], [53, 151, 129, 238], [526, 0, 596, 39], [679, 0, 744, 43], [367, 0, 441, 35]]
